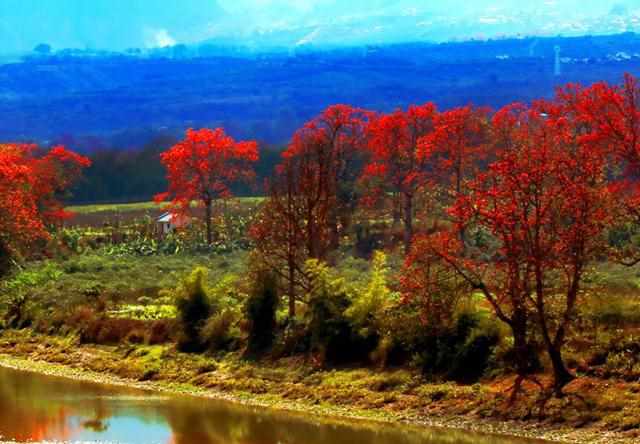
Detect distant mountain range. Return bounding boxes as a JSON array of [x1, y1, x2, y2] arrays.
[[2, 1, 640, 54], [2, 32, 640, 150], [206, 3, 640, 49]]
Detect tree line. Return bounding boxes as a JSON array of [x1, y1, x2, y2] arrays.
[[155, 74, 640, 396]]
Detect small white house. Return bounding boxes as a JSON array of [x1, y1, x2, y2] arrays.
[[156, 212, 190, 235]]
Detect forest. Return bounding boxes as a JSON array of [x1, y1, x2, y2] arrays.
[[2, 73, 640, 442]]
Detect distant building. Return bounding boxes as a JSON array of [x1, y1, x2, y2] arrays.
[[156, 212, 190, 235]]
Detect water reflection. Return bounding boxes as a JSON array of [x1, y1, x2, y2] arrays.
[[0, 366, 544, 444]]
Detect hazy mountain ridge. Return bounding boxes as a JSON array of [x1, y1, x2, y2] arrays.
[[2, 33, 640, 150]]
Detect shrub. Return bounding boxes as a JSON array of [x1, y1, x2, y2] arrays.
[[201, 310, 238, 351], [244, 270, 278, 356], [274, 320, 310, 357], [346, 251, 399, 337], [600, 334, 640, 380], [416, 311, 500, 383], [3, 294, 32, 329], [200, 273, 244, 352], [306, 260, 375, 365], [345, 251, 401, 367], [173, 267, 212, 352]]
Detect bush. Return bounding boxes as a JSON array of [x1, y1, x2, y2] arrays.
[[416, 311, 500, 383], [173, 267, 212, 352], [596, 334, 640, 380], [3, 294, 32, 329], [244, 270, 278, 356], [346, 251, 399, 337], [200, 273, 244, 352], [306, 260, 375, 366], [201, 310, 238, 351], [345, 251, 401, 367]]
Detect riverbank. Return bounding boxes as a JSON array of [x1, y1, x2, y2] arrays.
[[0, 329, 637, 444]]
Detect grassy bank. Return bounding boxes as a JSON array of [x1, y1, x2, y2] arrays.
[[0, 329, 638, 444]]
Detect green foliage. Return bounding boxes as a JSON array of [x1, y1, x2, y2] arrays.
[[306, 259, 375, 365], [245, 269, 278, 356], [1, 263, 64, 329], [4, 262, 63, 294], [201, 310, 239, 352], [343, 251, 404, 367], [346, 251, 400, 338], [415, 311, 501, 383], [201, 273, 244, 352], [173, 267, 212, 352]]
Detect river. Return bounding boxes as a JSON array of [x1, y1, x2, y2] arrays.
[[0, 365, 548, 444]]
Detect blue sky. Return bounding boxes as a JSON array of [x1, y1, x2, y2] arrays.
[[1, 0, 639, 53]]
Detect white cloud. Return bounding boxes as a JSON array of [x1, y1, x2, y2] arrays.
[[143, 27, 177, 48]]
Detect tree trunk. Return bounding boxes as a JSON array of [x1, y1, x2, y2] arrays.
[[392, 193, 401, 228], [329, 212, 340, 251], [205, 199, 213, 245], [455, 166, 467, 249], [547, 342, 574, 394], [511, 306, 533, 379], [288, 259, 296, 319], [0, 239, 10, 280], [403, 192, 414, 254]]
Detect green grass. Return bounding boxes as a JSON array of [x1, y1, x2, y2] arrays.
[[66, 201, 165, 214], [66, 197, 265, 215], [1, 251, 249, 311]]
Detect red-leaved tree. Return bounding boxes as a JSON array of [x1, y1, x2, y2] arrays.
[[280, 105, 370, 258], [250, 105, 369, 316], [250, 157, 309, 318], [559, 74, 640, 264], [406, 100, 613, 395], [361, 103, 437, 253], [156, 128, 259, 245], [0, 143, 90, 275], [419, 105, 489, 245]]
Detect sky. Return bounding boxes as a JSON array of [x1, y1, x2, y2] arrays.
[[1, 0, 640, 53]]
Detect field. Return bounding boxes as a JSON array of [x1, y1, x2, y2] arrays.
[[65, 198, 265, 227]]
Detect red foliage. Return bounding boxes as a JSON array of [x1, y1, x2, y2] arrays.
[[361, 103, 437, 252], [250, 105, 370, 315], [558, 74, 640, 263], [420, 105, 489, 201], [280, 104, 370, 257], [156, 127, 259, 244], [401, 232, 471, 330], [0, 143, 90, 255], [405, 99, 613, 391]]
